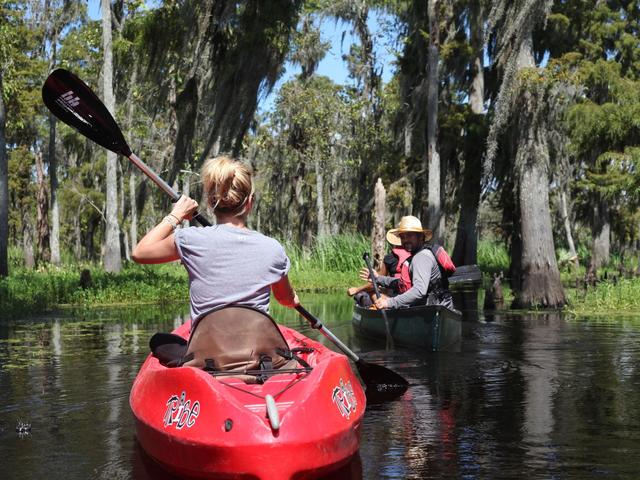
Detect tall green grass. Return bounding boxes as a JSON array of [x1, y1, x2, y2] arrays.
[[477, 239, 510, 274], [0, 234, 370, 315], [0, 263, 189, 316], [6, 234, 637, 315], [284, 234, 370, 272], [284, 234, 368, 292], [566, 278, 640, 315]]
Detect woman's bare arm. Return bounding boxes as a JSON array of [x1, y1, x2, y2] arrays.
[[132, 195, 198, 264], [272, 275, 300, 308]]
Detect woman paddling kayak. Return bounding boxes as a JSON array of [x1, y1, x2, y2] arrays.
[[132, 155, 300, 326], [129, 156, 366, 480]]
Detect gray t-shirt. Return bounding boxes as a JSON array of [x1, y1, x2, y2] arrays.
[[376, 248, 448, 308], [174, 224, 290, 321]]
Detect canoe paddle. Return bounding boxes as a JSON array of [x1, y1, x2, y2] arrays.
[[41, 68, 211, 227], [295, 305, 408, 400], [362, 252, 395, 350], [42, 68, 409, 401]]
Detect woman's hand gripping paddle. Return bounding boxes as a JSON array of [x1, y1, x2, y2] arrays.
[[42, 68, 211, 227]]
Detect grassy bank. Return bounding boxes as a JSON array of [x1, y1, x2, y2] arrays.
[[566, 278, 640, 315], [0, 263, 361, 317], [1, 235, 638, 316], [0, 235, 364, 316]]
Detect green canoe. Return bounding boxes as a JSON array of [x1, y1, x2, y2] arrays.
[[352, 304, 462, 351]]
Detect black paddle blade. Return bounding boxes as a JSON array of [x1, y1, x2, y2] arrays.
[[356, 359, 408, 402], [42, 69, 132, 157]]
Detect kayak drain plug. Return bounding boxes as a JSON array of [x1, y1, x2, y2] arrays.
[[265, 394, 280, 431], [224, 419, 233, 432]]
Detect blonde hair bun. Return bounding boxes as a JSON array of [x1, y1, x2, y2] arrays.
[[201, 155, 254, 216]]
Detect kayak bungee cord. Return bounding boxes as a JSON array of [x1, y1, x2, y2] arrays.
[[218, 372, 310, 401]]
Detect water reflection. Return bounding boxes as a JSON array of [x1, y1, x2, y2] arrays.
[[1, 296, 640, 479]]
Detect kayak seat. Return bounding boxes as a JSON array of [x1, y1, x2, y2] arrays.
[[182, 306, 305, 384], [149, 332, 192, 367]]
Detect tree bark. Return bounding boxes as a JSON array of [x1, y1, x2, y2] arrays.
[[559, 189, 578, 267], [314, 150, 327, 238], [510, 36, 565, 309], [35, 150, 51, 265], [0, 72, 8, 276], [514, 139, 565, 308], [49, 37, 60, 266], [452, 2, 484, 266], [451, 155, 481, 266], [129, 173, 137, 246], [126, 63, 138, 252], [372, 178, 386, 270], [168, 77, 198, 189], [591, 198, 610, 269], [23, 220, 35, 269], [102, 0, 122, 272], [49, 112, 60, 265], [119, 162, 129, 261], [73, 206, 82, 260], [425, 0, 442, 240], [293, 162, 311, 247]]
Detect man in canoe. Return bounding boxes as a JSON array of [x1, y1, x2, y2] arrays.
[[132, 155, 300, 329], [360, 215, 454, 310]]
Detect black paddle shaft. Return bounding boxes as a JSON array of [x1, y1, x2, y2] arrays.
[[295, 305, 408, 400], [362, 252, 394, 349], [42, 69, 211, 227]]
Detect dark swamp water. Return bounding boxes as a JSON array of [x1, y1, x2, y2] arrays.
[[1, 291, 640, 479]]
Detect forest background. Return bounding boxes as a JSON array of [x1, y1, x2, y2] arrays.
[[0, 0, 639, 314]]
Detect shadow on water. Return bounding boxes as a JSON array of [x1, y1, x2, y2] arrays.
[[2, 292, 640, 479]]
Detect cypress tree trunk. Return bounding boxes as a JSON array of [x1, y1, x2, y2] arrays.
[[452, 153, 481, 266], [119, 163, 129, 261], [102, 0, 122, 272], [425, 0, 442, 239], [73, 208, 82, 260], [49, 113, 60, 265], [168, 77, 198, 188], [23, 220, 35, 269], [0, 72, 8, 276], [514, 134, 565, 308], [559, 189, 578, 267], [510, 37, 565, 309], [49, 40, 61, 266], [372, 178, 386, 270], [591, 199, 610, 269], [35, 150, 51, 265], [293, 162, 311, 247], [452, 2, 484, 266], [314, 150, 327, 238]]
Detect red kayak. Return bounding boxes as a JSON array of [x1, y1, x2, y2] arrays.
[[130, 306, 366, 480]]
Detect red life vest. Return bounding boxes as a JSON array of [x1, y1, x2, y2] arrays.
[[430, 244, 456, 276], [392, 247, 413, 293], [392, 244, 456, 293]]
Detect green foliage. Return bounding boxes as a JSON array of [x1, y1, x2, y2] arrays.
[[284, 233, 370, 273], [565, 59, 640, 242], [567, 278, 640, 315], [0, 262, 189, 316], [477, 239, 510, 275], [0, 234, 370, 315]]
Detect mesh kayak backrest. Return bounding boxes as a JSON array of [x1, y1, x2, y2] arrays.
[[183, 306, 291, 372]]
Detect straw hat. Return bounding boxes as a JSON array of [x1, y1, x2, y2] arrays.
[[386, 216, 433, 246]]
